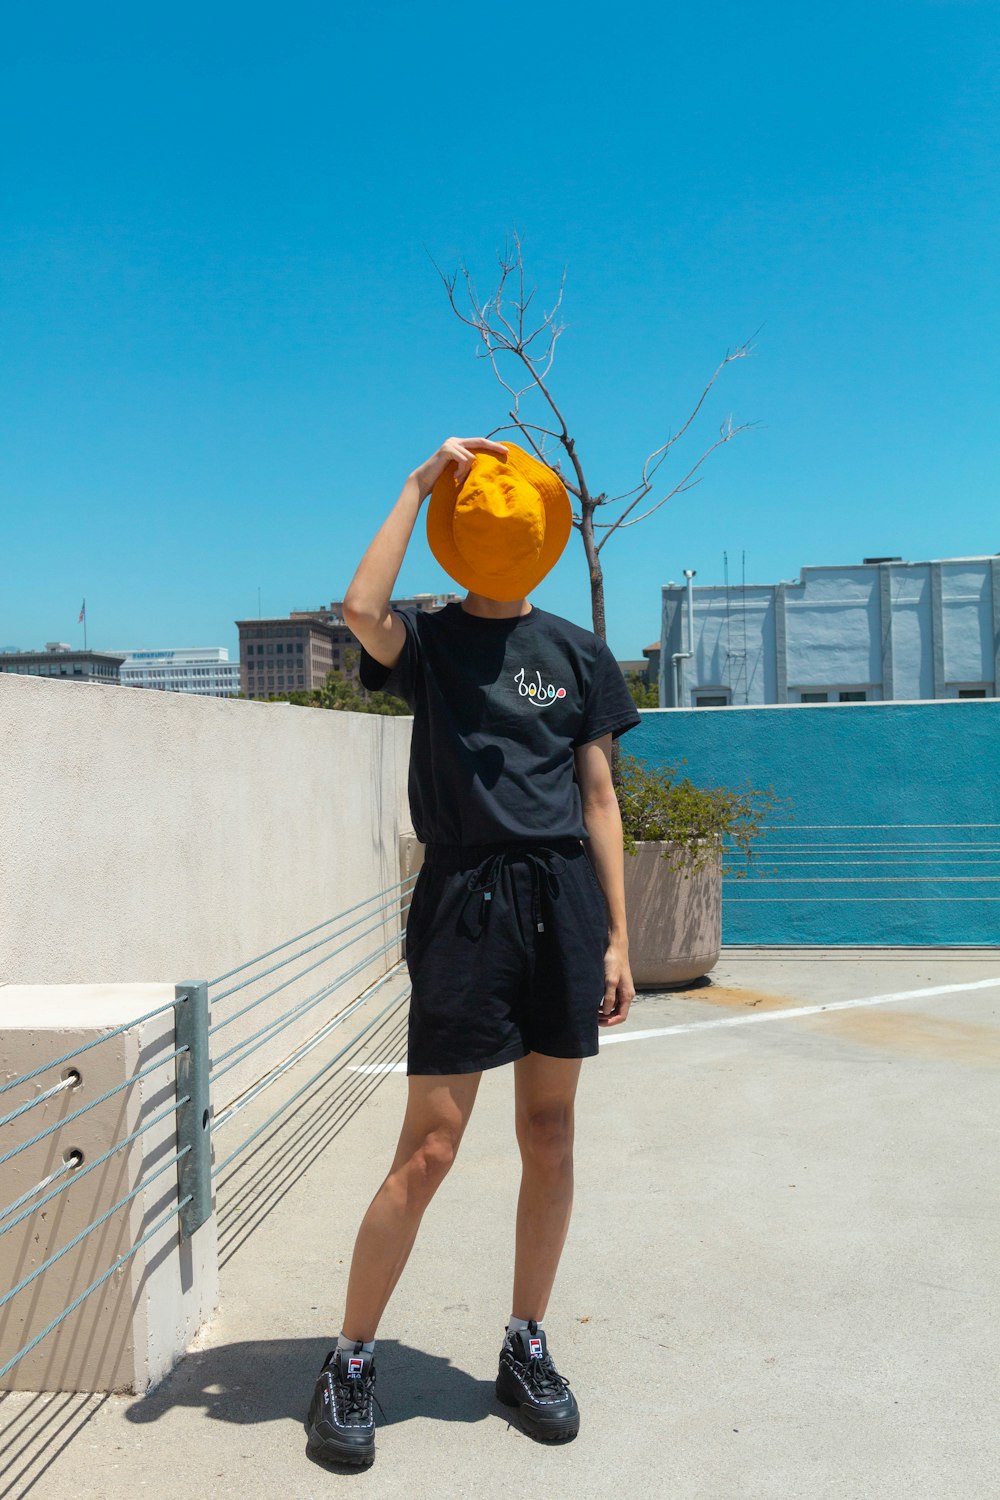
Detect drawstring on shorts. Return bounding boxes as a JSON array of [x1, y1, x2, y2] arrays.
[[425, 840, 576, 938], [464, 845, 568, 934]]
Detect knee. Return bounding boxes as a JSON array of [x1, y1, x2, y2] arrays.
[[403, 1126, 460, 1198], [518, 1104, 574, 1178]]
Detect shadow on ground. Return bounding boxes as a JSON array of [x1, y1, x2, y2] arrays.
[[124, 1337, 496, 1433]]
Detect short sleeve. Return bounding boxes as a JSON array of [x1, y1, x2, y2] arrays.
[[357, 608, 420, 708], [572, 640, 642, 748]]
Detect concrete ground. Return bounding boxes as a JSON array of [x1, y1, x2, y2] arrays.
[[2, 948, 999, 1500]]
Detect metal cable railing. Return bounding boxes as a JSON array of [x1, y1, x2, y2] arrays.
[[213, 978, 411, 1176], [723, 822, 1000, 903], [209, 885, 412, 1034], [0, 1072, 80, 1131], [0, 873, 414, 1385], [0, 1194, 192, 1382], [0, 1048, 185, 1173], [204, 872, 415, 1174], [207, 876, 414, 993], [211, 962, 409, 1137], [210, 927, 407, 1080], [0, 1095, 188, 1241], [0, 988, 203, 1383], [0, 1147, 190, 1318], [0, 995, 180, 1099]]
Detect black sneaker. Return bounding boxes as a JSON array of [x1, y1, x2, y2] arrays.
[[496, 1320, 580, 1442], [305, 1344, 378, 1467]]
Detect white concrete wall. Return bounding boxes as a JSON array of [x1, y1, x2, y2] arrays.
[[0, 675, 414, 1115], [1, 985, 217, 1393], [785, 567, 883, 694], [664, 558, 998, 706], [941, 561, 993, 687], [890, 563, 933, 700]]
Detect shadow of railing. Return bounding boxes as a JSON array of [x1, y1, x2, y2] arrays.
[[0, 1390, 111, 1500], [215, 1001, 409, 1269]]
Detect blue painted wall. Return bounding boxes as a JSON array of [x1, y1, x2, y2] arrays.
[[629, 701, 1000, 945]]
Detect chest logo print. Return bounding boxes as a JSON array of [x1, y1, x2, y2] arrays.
[[514, 666, 567, 707]]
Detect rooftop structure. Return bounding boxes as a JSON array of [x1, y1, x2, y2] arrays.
[[0, 645, 125, 683], [661, 554, 1000, 707], [110, 646, 241, 697]]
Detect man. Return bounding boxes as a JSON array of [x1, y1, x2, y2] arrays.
[[306, 435, 641, 1467]]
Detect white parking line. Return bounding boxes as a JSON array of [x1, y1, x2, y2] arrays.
[[598, 977, 1000, 1046], [346, 978, 1000, 1071]]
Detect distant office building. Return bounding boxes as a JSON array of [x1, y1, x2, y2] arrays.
[[237, 595, 461, 700], [112, 647, 241, 697], [661, 555, 1000, 707], [616, 642, 661, 687], [237, 617, 334, 699], [0, 643, 125, 683]]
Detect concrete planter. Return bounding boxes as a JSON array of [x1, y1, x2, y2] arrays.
[[623, 839, 722, 988]]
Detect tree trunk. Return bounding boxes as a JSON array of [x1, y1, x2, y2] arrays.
[[579, 499, 606, 640], [579, 496, 622, 786]]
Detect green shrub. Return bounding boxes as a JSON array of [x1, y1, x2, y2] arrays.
[[615, 752, 790, 875]]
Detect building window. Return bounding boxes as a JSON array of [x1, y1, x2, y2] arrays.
[[298, 673, 304, 685], [695, 694, 729, 707], [839, 691, 866, 702], [958, 688, 987, 698], [800, 692, 828, 703], [296, 643, 303, 653]]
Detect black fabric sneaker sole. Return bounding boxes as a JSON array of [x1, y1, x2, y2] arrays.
[[305, 1418, 375, 1468], [495, 1366, 580, 1443]]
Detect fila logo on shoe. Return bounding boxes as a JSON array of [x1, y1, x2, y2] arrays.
[[528, 1337, 543, 1358], [347, 1356, 365, 1377]]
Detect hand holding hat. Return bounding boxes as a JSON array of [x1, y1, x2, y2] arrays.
[[425, 438, 572, 602], [413, 436, 510, 500]]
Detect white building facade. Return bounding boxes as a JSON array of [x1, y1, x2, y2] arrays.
[[660, 555, 1000, 706], [112, 647, 241, 697]]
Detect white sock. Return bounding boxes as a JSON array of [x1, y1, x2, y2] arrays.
[[337, 1331, 375, 1354], [507, 1315, 541, 1335]]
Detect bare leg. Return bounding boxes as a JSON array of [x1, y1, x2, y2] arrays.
[[340, 1071, 482, 1342], [510, 1053, 582, 1322]]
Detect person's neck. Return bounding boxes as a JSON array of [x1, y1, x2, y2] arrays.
[[460, 593, 532, 620]]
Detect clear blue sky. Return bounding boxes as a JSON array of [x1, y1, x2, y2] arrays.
[[2, 0, 997, 661]]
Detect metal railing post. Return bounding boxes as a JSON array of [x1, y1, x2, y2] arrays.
[[174, 981, 212, 1239]]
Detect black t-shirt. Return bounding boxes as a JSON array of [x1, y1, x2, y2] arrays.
[[358, 601, 642, 846]]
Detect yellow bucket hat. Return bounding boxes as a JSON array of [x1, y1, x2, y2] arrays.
[[426, 441, 572, 602]]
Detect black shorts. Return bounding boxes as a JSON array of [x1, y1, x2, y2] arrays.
[[403, 837, 609, 1076]]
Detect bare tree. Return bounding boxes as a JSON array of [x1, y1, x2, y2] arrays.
[[438, 232, 759, 643]]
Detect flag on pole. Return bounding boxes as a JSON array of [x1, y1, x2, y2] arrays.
[[78, 600, 86, 624]]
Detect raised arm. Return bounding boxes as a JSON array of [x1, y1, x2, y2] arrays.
[[343, 435, 507, 668]]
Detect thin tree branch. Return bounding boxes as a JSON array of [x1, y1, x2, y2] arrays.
[[633, 329, 761, 496], [592, 416, 759, 550]]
